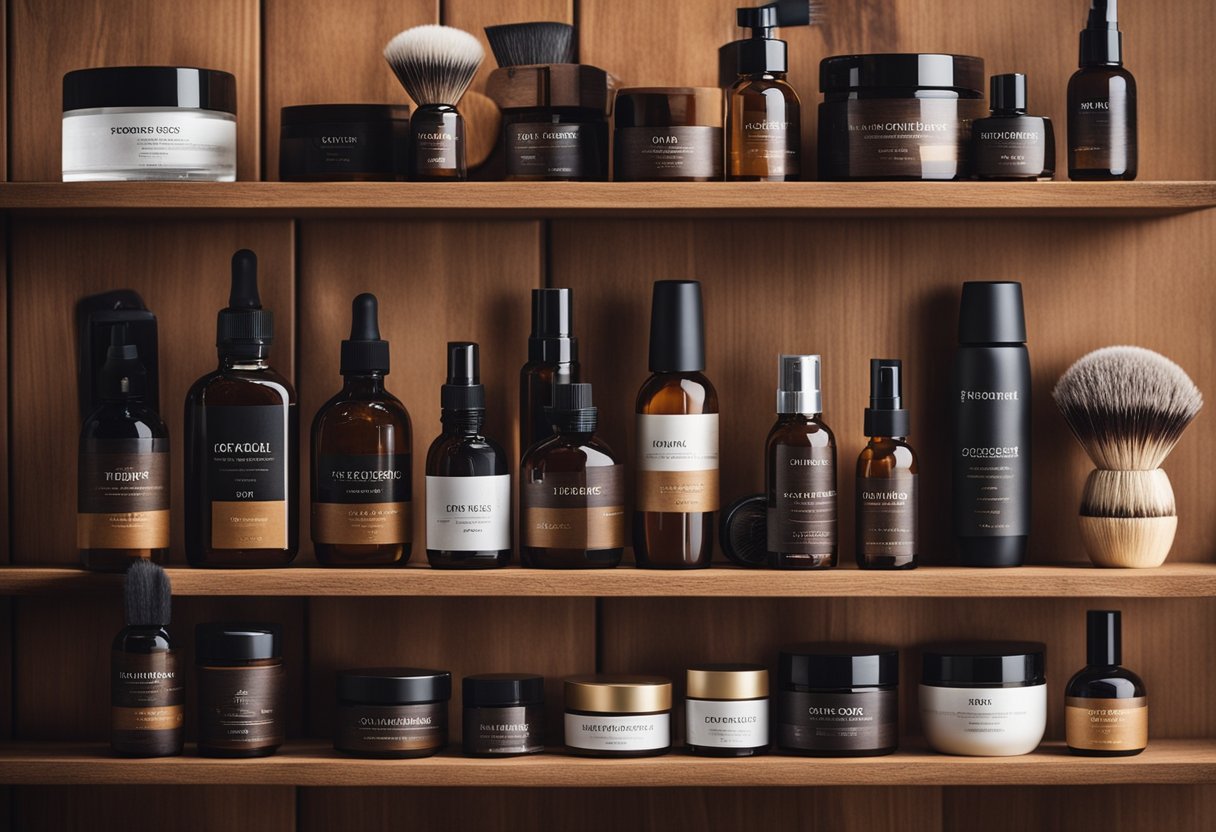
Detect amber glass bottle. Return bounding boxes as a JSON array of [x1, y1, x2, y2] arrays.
[[765, 355, 836, 569], [184, 250, 298, 567], [522, 383, 625, 568], [519, 288, 579, 457], [1067, 0, 1137, 180], [726, 6, 801, 181], [634, 281, 719, 569], [311, 294, 413, 566], [855, 359, 918, 570], [425, 342, 511, 568]]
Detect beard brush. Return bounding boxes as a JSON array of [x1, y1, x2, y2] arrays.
[[1053, 346, 1203, 568], [484, 22, 576, 67], [124, 559, 172, 628], [384, 24, 485, 180]]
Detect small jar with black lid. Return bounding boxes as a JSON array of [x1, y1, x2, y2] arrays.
[[777, 643, 899, 757], [564, 675, 672, 758], [195, 623, 284, 758], [613, 88, 724, 182], [336, 667, 452, 758], [462, 673, 545, 757], [279, 104, 410, 181], [685, 664, 769, 757]]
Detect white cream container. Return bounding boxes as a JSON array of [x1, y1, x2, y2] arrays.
[[563, 675, 672, 758], [685, 664, 769, 756]]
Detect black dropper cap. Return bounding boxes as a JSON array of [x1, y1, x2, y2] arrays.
[[1080, 0, 1123, 67], [734, 6, 788, 74], [528, 288, 578, 365], [1086, 610, 1122, 666], [958, 281, 1027, 345], [864, 359, 910, 438], [100, 323, 148, 399], [340, 293, 390, 376], [649, 280, 706, 373], [216, 249, 274, 358], [441, 341, 485, 411], [990, 73, 1028, 114], [547, 382, 597, 433]]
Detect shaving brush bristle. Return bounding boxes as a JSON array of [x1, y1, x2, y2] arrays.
[[1052, 346, 1202, 470], [384, 25, 485, 107], [485, 22, 575, 67], [1081, 469, 1176, 518], [124, 560, 172, 627], [774, 0, 827, 26]]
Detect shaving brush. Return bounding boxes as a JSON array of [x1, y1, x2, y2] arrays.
[[1053, 347, 1202, 568], [484, 22, 576, 67], [384, 24, 485, 181]]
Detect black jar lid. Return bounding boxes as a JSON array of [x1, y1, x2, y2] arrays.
[[195, 623, 282, 662], [779, 643, 899, 689], [463, 673, 546, 707], [63, 66, 237, 114], [921, 642, 1046, 687], [338, 667, 453, 705], [820, 54, 984, 94], [281, 103, 410, 126]]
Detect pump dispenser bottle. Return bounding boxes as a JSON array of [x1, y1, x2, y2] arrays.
[[951, 282, 1031, 567], [185, 250, 298, 567], [78, 326, 170, 571], [1065, 610, 1147, 756], [765, 355, 837, 569], [1068, 0, 1137, 180], [634, 280, 719, 569], [521, 383, 625, 568], [311, 294, 413, 566], [520, 288, 579, 456], [425, 342, 511, 568], [856, 359, 918, 570], [726, 5, 802, 181]]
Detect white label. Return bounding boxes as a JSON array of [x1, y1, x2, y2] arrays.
[[425, 475, 511, 552], [564, 712, 670, 751], [919, 684, 1046, 756], [636, 414, 719, 472], [62, 109, 236, 180], [686, 699, 768, 748]]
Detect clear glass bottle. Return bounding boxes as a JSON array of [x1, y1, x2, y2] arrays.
[[726, 6, 800, 181], [856, 359, 918, 569]]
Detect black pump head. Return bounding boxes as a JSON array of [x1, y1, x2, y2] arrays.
[[864, 358, 910, 438], [217, 249, 274, 357], [547, 382, 597, 433], [1080, 0, 1123, 66], [990, 73, 1028, 114], [1086, 609, 1122, 666], [100, 323, 148, 399], [737, 5, 779, 36], [341, 293, 390, 375], [124, 560, 172, 628], [528, 288, 578, 364], [441, 341, 485, 412], [648, 280, 706, 373]]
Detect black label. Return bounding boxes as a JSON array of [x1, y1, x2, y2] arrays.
[[507, 123, 599, 179], [316, 453, 411, 504], [198, 664, 285, 750], [204, 406, 287, 502], [778, 689, 897, 752], [768, 445, 837, 554], [857, 473, 917, 558], [615, 126, 722, 180], [79, 438, 170, 513], [972, 121, 1050, 178]]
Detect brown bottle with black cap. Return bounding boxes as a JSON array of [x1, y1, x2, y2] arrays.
[[726, 4, 802, 181], [1068, 0, 1137, 180], [520, 288, 579, 456], [856, 359, 918, 570], [633, 280, 719, 568]]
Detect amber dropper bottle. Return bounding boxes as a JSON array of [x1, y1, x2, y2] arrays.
[[520, 288, 579, 456], [311, 294, 413, 566], [856, 359, 918, 569]]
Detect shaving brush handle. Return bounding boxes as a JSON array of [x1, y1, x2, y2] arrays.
[[1081, 468, 1175, 519], [1079, 469, 1177, 568]]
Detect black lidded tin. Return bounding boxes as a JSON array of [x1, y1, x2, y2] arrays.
[[462, 673, 546, 757], [279, 104, 410, 181]]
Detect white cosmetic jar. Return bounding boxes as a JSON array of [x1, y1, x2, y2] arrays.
[[685, 663, 770, 757], [919, 642, 1047, 757], [563, 675, 672, 758]]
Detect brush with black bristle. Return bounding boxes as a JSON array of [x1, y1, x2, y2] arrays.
[[124, 559, 172, 628], [485, 22, 576, 68], [384, 24, 485, 181], [113, 561, 182, 757], [1053, 346, 1203, 568]]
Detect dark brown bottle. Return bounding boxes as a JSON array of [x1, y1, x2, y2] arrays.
[[765, 355, 836, 569], [520, 288, 579, 457], [972, 74, 1055, 181], [1065, 610, 1147, 756], [425, 342, 511, 568], [184, 250, 298, 568], [633, 281, 719, 569], [522, 383, 625, 568], [726, 5, 801, 181], [1068, 0, 1137, 180], [311, 294, 413, 566], [79, 326, 170, 572], [856, 360, 918, 570]]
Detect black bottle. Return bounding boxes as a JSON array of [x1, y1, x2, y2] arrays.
[[951, 282, 1030, 567], [520, 288, 579, 456], [972, 74, 1055, 181], [78, 325, 170, 572], [1068, 0, 1137, 180], [425, 342, 511, 568], [1065, 610, 1148, 756], [856, 359, 918, 570], [184, 250, 299, 567]]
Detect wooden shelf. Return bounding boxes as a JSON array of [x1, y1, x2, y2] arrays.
[[1, 740, 1210, 787], [0, 181, 1213, 219], [3, 563, 1215, 598]]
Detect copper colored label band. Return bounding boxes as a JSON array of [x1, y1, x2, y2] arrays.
[[78, 509, 170, 549], [637, 469, 719, 513], [524, 506, 625, 550], [211, 501, 287, 550], [1065, 697, 1148, 751], [312, 501, 411, 545], [112, 705, 184, 732]]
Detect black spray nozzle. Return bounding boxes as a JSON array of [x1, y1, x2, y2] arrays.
[[101, 322, 147, 399], [529, 288, 578, 364], [737, 5, 779, 36], [442, 341, 485, 412], [107, 322, 139, 362], [1087, 0, 1119, 29], [217, 248, 274, 355], [228, 249, 261, 309], [341, 293, 390, 376], [547, 382, 597, 433], [1080, 0, 1122, 66], [864, 358, 910, 438], [990, 73, 1028, 113]]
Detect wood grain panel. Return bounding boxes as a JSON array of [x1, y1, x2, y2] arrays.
[[551, 215, 1216, 565], [1, 228, 8, 565], [9, 0, 260, 181], [599, 597, 1216, 742], [307, 597, 594, 741], [0, 599, 10, 739], [263, 0, 435, 179], [296, 219, 540, 563], [444, 0, 573, 91], [12, 786, 294, 832], [944, 785, 1216, 832], [8, 220, 294, 565], [299, 786, 941, 832]]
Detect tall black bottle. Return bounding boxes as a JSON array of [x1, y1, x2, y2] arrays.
[[520, 288, 579, 455], [951, 282, 1030, 567]]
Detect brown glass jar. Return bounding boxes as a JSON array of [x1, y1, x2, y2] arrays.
[[613, 88, 723, 182], [335, 667, 451, 759], [462, 673, 545, 757], [195, 624, 285, 758], [564, 675, 672, 758]]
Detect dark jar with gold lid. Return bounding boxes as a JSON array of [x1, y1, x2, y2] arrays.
[[195, 623, 285, 758], [335, 668, 452, 759], [462, 673, 545, 757]]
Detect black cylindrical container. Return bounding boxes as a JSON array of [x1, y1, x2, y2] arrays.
[[195, 623, 285, 758], [462, 673, 546, 757], [335, 668, 452, 758], [951, 282, 1031, 567]]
